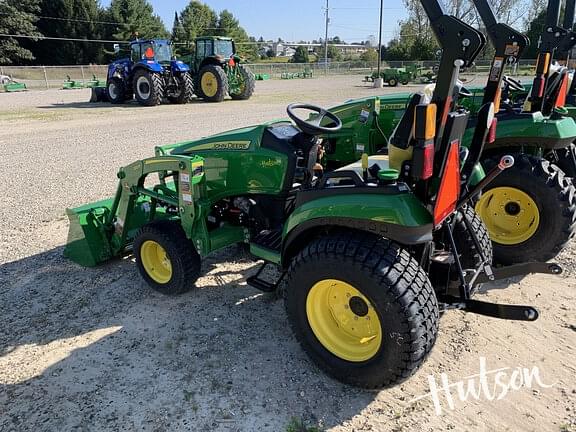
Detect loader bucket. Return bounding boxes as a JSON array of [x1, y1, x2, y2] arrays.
[[64, 198, 115, 267]]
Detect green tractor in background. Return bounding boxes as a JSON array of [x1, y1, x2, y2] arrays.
[[365, 64, 419, 87], [324, 0, 576, 266], [187, 36, 256, 103]]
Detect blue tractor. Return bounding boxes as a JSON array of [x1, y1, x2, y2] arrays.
[[106, 39, 194, 106]]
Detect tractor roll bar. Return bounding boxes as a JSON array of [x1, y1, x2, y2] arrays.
[[557, 0, 576, 62], [420, 0, 486, 151], [529, 0, 568, 112]]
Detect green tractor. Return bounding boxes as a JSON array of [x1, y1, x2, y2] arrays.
[[65, 1, 561, 389], [323, 0, 576, 265], [188, 36, 255, 102]]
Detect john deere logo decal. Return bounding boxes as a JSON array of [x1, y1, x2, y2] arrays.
[[184, 141, 251, 152]]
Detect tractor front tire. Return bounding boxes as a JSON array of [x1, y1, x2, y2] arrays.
[[388, 78, 399, 87], [284, 231, 439, 389], [133, 69, 164, 106], [134, 220, 201, 295], [198, 65, 228, 102], [106, 78, 126, 104], [230, 65, 256, 100], [168, 72, 194, 104], [476, 154, 576, 264]]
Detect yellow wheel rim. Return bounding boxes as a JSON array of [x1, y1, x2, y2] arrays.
[[140, 240, 173, 284], [306, 279, 382, 362], [476, 187, 540, 245], [201, 72, 219, 98]]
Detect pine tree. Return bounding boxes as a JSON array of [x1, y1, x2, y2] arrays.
[[178, 1, 218, 41], [32, 0, 102, 65], [0, 0, 42, 65], [216, 9, 256, 61], [108, 0, 168, 42]]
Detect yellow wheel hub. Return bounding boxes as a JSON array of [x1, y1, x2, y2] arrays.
[[306, 279, 382, 362], [476, 187, 540, 245], [140, 240, 173, 284], [201, 72, 219, 97]]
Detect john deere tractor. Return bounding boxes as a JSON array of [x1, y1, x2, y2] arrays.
[[106, 39, 194, 106], [65, 0, 562, 389], [323, 0, 576, 266], [189, 36, 255, 103]]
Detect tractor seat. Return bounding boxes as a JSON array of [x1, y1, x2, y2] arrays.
[[335, 155, 390, 177]]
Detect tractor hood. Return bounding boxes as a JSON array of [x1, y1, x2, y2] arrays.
[[158, 120, 288, 156]]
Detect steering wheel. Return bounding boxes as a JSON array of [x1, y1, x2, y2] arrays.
[[503, 76, 525, 92], [287, 103, 343, 135]]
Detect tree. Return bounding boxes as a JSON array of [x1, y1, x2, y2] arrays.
[[107, 0, 168, 42], [291, 46, 309, 63], [360, 48, 378, 63], [32, 0, 102, 65], [177, 0, 217, 43], [0, 0, 42, 65], [216, 9, 257, 60], [316, 44, 342, 61]]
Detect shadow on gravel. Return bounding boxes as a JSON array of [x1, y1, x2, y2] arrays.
[[37, 99, 213, 110], [0, 246, 376, 431]]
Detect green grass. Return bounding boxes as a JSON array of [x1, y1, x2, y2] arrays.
[[285, 417, 323, 432]]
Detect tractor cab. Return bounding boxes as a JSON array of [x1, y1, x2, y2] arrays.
[[191, 37, 237, 72], [130, 39, 174, 65]]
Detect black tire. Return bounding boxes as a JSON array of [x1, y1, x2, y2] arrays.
[[133, 69, 164, 106], [198, 65, 228, 102], [106, 77, 126, 104], [454, 205, 493, 270], [284, 231, 439, 389], [168, 72, 194, 104], [133, 220, 201, 295], [477, 154, 576, 264], [230, 65, 255, 100], [555, 144, 576, 178], [388, 78, 398, 87]]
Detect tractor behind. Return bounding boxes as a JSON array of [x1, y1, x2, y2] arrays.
[[186, 36, 255, 103], [106, 39, 194, 106]]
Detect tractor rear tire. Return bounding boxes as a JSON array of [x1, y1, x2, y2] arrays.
[[476, 154, 576, 264], [133, 69, 164, 106], [134, 220, 201, 295], [230, 65, 255, 100], [555, 144, 576, 178], [168, 72, 194, 104], [198, 65, 228, 102], [454, 205, 493, 270], [284, 231, 439, 389], [106, 78, 126, 104]]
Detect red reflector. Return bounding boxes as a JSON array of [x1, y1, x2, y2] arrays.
[[228, 58, 235, 67], [434, 141, 461, 226], [487, 118, 498, 144], [555, 74, 569, 108], [421, 143, 435, 179]]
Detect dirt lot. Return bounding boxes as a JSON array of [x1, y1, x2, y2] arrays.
[[0, 75, 574, 432]]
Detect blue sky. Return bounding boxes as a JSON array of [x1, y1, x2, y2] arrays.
[[100, 0, 408, 43]]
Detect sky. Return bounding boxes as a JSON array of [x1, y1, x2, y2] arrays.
[[100, 0, 409, 44]]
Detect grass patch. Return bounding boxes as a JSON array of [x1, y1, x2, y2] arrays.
[[285, 417, 323, 432]]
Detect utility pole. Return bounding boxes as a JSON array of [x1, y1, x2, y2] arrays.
[[374, 0, 384, 87], [324, 0, 329, 75]]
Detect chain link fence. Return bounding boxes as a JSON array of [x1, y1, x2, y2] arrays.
[[0, 60, 538, 90]]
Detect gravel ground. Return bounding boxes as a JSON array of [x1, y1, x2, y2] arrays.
[[0, 75, 574, 432]]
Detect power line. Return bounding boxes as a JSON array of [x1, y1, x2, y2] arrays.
[[0, 33, 129, 43]]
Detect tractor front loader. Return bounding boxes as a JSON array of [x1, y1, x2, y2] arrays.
[[65, 0, 562, 389]]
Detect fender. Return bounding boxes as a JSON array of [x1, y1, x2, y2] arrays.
[[281, 190, 433, 267], [171, 59, 190, 73], [133, 60, 163, 74]]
